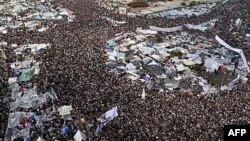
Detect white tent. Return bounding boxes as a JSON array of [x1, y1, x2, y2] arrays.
[[141, 88, 146, 100], [37, 137, 45, 141], [215, 35, 250, 72], [74, 130, 87, 141]]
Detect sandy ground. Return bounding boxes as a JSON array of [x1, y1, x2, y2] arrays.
[[107, 0, 224, 14], [137, 0, 222, 14]]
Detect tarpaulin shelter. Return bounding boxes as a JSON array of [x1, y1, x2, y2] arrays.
[[204, 58, 221, 72], [74, 130, 87, 141], [37, 137, 45, 141], [18, 69, 34, 82], [107, 40, 119, 48]]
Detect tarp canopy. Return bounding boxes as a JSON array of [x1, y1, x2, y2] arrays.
[[37, 137, 45, 141], [18, 68, 34, 82], [10, 91, 48, 110], [204, 58, 221, 71], [215, 35, 250, 72], [107, 40, 119, 48], [74, 130, 87, 141]]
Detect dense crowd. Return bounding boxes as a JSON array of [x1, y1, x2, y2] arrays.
[[0, 0, 250, 140]]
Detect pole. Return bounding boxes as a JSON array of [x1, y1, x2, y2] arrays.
[[220, 72, 226, 86]]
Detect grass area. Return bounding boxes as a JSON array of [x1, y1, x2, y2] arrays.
[[239, 3, 250, 24], [199, 71, 236, 86]]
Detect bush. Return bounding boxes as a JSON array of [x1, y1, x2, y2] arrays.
[[181, 2, 186, 6], [189, 1, 197, 7]]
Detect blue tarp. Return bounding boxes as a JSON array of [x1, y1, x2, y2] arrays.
[[61, 127, 70, 134], [146, 40, 154, 48], [107, 40, 119, 48], [34, 115, 41, 122], [143, 75, 151, 82], [116, 52, 126, 60], [34, 15, 41, 20], [24, 136, 31, 141], [28, 112, 36, 118]]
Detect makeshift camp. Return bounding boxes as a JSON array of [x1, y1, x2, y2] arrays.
[[0, 0, 75, 32], [105, 28, 249, 93]]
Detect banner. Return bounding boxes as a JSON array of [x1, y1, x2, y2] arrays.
[[136, 28, 158, 35], [215, 35, 250, 72], [58, 105, 73, 116], [185, 19, 217, 31], [149, 26, 183, 33]]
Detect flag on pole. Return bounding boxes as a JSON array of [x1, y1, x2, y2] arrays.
[[97, 106, 118, 126], [95, 124, 101, 136], [95, 107, 118, 136]]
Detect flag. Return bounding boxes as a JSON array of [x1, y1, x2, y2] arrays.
[[61, 127, 70, 135], [145, 78, 153, 90], [97, 107, 118, 126], [24, 136, 31, 141], [95, 124, 101, 136], [95, 107, 118, 136]]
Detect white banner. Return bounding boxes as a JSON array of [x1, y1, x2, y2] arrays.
[[215, 35, 250, 72], [185, 19, 217, 31], [149, 26, 183, 33], [58, 105, 73, 116], [136, 28, 158, 35]]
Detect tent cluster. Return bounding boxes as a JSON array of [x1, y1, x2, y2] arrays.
[[1, 42, 53, 140], [1, 40, 121, 140], [98, 0, 229, 18], [0, 0, 75, 33], [105, 27, 249, 94], [147, 3, 217, 19]]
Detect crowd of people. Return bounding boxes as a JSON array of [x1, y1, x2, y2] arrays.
[[0, 0, 250, 140]]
